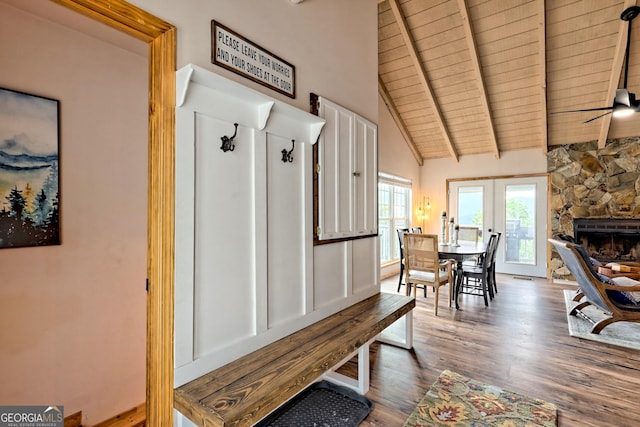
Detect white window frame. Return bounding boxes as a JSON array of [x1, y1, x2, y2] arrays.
[[378, 172, 412, 267]]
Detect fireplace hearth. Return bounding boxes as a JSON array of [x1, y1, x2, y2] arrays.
[[574, 218, 640, 262]]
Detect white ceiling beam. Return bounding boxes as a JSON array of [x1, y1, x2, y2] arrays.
[[388, 0, 459, 162], [456, 0, 500, 160], [538, 0, 548, 154], [378, 76, 424, 166], [598, 0, 637, 148]]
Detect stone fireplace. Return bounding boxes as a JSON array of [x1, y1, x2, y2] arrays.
[[573, 218, 640, 262], [548, 137, 640, 278]]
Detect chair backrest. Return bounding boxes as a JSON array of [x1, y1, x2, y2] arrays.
[[553, 234, 599, 276], [548, 238, 609, 311], [397, 228, 410, 258], [458, 226, 480, 245], [404, 233, 440, 275], [411, 227, 422, 233], [481, 233, 498, 271], [489, 232, 501, 264]]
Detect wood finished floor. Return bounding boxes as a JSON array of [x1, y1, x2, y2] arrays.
[[337, 274, 640, 427]]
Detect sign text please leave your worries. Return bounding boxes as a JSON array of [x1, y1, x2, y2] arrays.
[[212, 20, 296, 98]]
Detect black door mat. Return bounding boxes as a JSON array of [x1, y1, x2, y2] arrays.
[[255, 380, 373, 427]]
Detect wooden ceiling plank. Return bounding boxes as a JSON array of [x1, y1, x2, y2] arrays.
[[379, 76, 424, 166], [483, 53, 539, 74], [546, 0, 622, 24], [483, 45, 538, 68], [474, 16, 539, 47], [458, 0, 512, 159], [388, 0, 459, 162], [598, 0, 637, 148], [471, 0, 537, 22], [547, 51, 614, 73], [378, 53, 412, 72], [538, 0, 548, 153]]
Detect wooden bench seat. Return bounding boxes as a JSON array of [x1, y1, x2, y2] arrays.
[[174, 292, 415, 426]]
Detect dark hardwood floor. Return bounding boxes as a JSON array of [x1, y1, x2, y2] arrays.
[[338, 274, 640, 426]]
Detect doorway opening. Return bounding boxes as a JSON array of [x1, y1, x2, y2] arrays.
[[447, 174, 549, 278], [50, 1, 176, 424]]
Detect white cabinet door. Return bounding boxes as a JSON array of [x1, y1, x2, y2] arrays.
[[318, 98, 354, 239], [317, 97, 378, 240], [354, 115, 377, 236]]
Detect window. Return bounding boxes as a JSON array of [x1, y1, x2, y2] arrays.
[[505, 184, 536, 264], [457, 186, 483, 227], [378, 172, 411, 265]]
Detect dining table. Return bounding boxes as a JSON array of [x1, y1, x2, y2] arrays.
[[438, 243, 487, 309]]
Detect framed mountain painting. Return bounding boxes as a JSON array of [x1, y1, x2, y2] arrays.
[[0, 87, 60, 248]]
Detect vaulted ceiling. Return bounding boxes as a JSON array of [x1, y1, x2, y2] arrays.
[[378, 0, 640, 164]]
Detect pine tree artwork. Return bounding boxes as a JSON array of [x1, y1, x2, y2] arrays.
[[0, 87, 60, 248]]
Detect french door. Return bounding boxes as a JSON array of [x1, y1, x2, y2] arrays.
[[449, 176, 548, 278]]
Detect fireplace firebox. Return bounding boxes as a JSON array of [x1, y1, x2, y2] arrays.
[[574, 218, 640, 262]]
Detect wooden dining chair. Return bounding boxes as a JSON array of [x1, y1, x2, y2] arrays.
[[460, 233, 498, 306], [411, 227, 422, 233], [404, 233, 454, 315], [459, 226, 481, 269], [458, 226, 480, 245], [396, 228, 410, 293], [487, 232, 501, 297]]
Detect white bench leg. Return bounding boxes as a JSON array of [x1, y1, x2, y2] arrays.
[[376, 310, 413, 349], [174, 409, 198, 427], [323, 340, 371, 394]]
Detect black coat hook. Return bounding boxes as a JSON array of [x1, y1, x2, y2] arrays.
[[281, 139, 295, 163], [220, 123, 239, 152]]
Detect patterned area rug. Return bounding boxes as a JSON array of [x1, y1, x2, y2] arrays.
[[403, 370, 557, 427], [563, 289, 640, 350]]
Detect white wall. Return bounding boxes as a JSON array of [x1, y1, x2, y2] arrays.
[[420, 149, 548, 235], [131, 0, 378, 121], [378, 95, 423, 278], [378, 95, 422, 189], [0, 3, 147, 424]]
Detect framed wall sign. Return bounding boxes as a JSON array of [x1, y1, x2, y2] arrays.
[[211, 20, 296, 98], [0, 87, 60, 249]]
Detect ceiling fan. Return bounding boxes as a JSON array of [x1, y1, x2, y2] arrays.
[[553, 6, 640, 123]]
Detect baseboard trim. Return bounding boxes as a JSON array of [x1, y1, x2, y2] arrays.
[[94, 403, 145, 427]]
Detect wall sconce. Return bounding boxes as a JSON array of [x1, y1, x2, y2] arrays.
[[416, 196, 431, 219], [416, 196, 431, 229]]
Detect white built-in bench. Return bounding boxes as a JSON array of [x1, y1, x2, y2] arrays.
[[174, 292, 414, 427]]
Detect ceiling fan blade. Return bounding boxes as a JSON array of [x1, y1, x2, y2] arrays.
[[552, 7, 640, 124], [551, 106, 615, 114], [583, 111, 613, 123]]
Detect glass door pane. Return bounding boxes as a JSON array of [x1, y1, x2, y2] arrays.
[[457, 186, 483, 226], [449, 180, 493, 244], [494, 176, 547, 277], [504, 184, 536, 265]]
